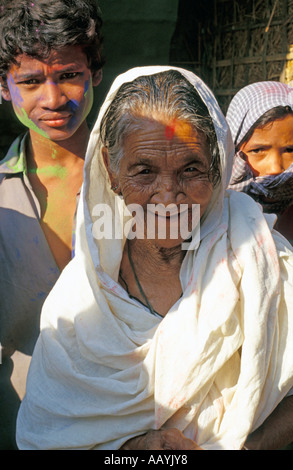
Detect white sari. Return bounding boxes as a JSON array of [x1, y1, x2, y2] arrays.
[[16, 67, 293, 450]]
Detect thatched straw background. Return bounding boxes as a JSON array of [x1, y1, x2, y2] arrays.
[[191, 0, 293, 112]]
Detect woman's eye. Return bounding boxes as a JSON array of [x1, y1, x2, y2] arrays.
[[139, 168, 151, 175], [183, 166, 201, 176]]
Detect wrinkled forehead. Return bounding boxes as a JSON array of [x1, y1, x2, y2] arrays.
[[122, 115, 211, 151], [127, 111, 210, 139]]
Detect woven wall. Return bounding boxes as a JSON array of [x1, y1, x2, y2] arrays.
[[190, 0, 293, 112]]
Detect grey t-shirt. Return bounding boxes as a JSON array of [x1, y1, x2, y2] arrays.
[[0, 134, 78, 448]]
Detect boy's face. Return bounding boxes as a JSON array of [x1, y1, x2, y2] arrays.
[[1, 45, 102, 142]]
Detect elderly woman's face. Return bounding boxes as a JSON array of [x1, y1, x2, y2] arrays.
[[105, 117, 213, 247]]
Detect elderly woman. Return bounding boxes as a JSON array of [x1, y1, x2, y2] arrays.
[[226, 81, 293, 244], [16, 67, 293, 450]]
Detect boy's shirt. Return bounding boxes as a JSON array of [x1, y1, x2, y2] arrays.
[[0, 133, 79, 448]]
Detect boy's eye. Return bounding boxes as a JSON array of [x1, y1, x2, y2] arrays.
[[60, 72, 80, 80], [21, 78, 40, 85]]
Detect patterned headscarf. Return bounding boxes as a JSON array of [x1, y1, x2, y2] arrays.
[[226, 81, 293, 214]]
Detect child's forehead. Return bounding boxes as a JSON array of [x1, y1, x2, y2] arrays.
[[9, 45, 89, 74]]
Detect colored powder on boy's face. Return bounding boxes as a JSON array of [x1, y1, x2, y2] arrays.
[[14, 106, 49, 139], [82, 79, 93, 115], [8, 73, 93, 139], [66, 78, 93, 131], [83, 79, 90, 98], [6, 75, 48, 137], [7, 75, 24, 107]]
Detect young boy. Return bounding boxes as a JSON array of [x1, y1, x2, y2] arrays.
[[0, 0, 103, 449]]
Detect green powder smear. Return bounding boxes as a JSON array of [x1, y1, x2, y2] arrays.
[[28, 164, 68, 179]]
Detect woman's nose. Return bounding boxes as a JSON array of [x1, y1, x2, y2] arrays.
[[40, 81, 67, 110], [152, 177, 182, 205]]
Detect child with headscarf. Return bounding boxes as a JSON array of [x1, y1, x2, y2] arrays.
[[226, 81, 293, 244]]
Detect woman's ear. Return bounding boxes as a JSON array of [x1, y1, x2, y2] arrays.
[[0, 78, 11, 101], [102, 147, 120, 194]]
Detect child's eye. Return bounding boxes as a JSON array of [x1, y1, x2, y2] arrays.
[[60, 72, 80, 80], [21, 78, 40, 85], [249, 148, 264, 154]]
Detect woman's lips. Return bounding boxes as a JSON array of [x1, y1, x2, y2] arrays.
[[147, 204, 189, 218]]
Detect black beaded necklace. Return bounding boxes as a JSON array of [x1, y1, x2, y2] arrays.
[[119, 240, 183, 318], [122, 239, 158, 316]]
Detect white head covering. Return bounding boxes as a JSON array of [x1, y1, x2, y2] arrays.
[[16, 68, 293, 450]]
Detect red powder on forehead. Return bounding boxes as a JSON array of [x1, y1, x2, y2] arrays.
[[165, 122, 176, 140]]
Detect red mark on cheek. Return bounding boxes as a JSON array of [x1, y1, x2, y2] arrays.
[[165, 123, 176, 140]]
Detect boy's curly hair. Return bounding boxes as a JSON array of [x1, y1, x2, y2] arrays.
[[0, 0, 104, 79]]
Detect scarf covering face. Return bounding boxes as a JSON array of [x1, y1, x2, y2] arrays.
[[16, 67, 293, 450], [226, 81, 293, 214]]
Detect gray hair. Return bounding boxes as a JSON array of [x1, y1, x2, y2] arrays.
[[100, 70, 221, 187]]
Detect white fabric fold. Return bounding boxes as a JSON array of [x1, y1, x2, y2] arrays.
[[16, 67, 293, 450]]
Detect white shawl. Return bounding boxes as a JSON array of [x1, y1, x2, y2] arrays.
[[16, 67, 293, 450]]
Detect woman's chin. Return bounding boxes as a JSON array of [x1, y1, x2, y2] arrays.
[[147, 236, 184, 251]]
